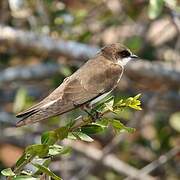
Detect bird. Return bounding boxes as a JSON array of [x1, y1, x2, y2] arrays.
[[16, 43, 138, 127]]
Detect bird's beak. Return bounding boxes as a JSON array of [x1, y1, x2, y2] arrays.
[[130, 54, 138, 59]]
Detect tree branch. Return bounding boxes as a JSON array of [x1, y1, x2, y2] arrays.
[[0, 25, 98, 60], [0, 25, 180, 89], [124, 147, 180, 180], [63, 140, 155, 180]]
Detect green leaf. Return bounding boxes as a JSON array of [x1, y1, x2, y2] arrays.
[[104, 102, 114, 112], [49, 145, 71, 156], [110, 119, 135, 133], [148, 0, 164, 19], [21, 170, 32, 176], [128, 104, 142, 110], [114, 99, 126, 107], [96, 118, 109, 127], [1, 168, 15, 177], [93, 96, 114, 112], [13, 88, 27, 113], [68, 132, 78, 140], [72, 132, 94, 142], [134, 93, 141, 100], [55, 127, 68, 140], [41, 131, 58, 145], [25, 144, 49, 158], [114, 94, 142, 111], [32, 163, 62, 180], [34, 159, 51, 176], [103, 96, 114, 111], [81, 124, 104, 134], [169, 112, 180, 132], [127, 96, 142, 110], [16, 153, 27, 167]]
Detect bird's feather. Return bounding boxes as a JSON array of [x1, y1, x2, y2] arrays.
[[16, 55, 123, 126]]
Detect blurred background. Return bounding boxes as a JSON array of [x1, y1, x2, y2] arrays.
[[0, 0, 180, 179]]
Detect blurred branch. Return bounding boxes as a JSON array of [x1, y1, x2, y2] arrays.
[[1, 25, 180, 89], [0, 111, 16, 126], [0, 63, 61, 84], [63, 140, 155, 180], [165, 2, 180, 33], [126, 61, 180, 90], [0, 25, 98, 60], [124, 147, 180, 180], [0, 1, 10, 24], [139, 147, 180, 174]]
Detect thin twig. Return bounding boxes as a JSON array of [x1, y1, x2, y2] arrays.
[[124, 147, 180, 180], [64, 140, 155, 180]]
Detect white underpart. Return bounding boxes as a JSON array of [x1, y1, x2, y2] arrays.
[[90, 57, 129, 105], [118, 57, 132, 66], [90, 91, 112, 105], [42, 100, 57, 108]]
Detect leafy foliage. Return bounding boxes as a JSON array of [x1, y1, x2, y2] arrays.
[[148, 0, 165, 19], [32, 163, 62, 180], [1, 94, 142, 179], [1, 168, 15, 177]]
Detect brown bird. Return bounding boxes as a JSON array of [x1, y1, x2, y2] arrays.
[[16, 43, 138, 126]]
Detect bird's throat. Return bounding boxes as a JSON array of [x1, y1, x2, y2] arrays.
[[118, 57, 132, 66]]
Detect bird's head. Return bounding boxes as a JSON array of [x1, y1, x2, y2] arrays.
[[101, 43, 138, 66]]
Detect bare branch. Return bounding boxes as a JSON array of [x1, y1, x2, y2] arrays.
[[0, 63, 61, 84], [0, 25, 98, 60], [0, 25, 180, 89], [124, 147, 180, 180], [140, 147, 180, 174], [63, 140, 155, 180]]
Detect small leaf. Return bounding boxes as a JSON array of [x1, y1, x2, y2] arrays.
[[93, 96, 114, 112], [81, 124, 104, 134], [114, 94, 142, 111], [34, 159, 51, 176], [129, 104, 142, 110], [49, 145, 71, 156], [104, 97, 114, 111], [96, 118, 109, 127], [32, 163, 62, 180], [148, 0, 164, 19], [1, 168, 15, 177], [134, 93, 141, 100], [68, 132, 77, 140], [110, 119, 135, 133], [13, 88, 27, 113], [169, 112, 180, 132], [16, 153, 27, 167], [72, 132, 94, 142], [25, 144, 49, 158], [41, 131, 58, 145], [55, 127, 68, 140], [104, 102, 114, 112]]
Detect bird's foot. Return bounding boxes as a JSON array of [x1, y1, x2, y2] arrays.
[[81, 104, 102, 122], [80, 104, 93, 121]]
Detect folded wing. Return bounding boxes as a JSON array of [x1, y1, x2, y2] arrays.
[[16, 57, 123, 126]]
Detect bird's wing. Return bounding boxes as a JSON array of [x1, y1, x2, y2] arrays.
[[16, 58, 123, 126]]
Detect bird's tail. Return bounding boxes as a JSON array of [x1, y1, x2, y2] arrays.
[[16, 108, 41, 127]]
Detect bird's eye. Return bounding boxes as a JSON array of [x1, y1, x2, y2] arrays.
[[117, 50, 131, 58]]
